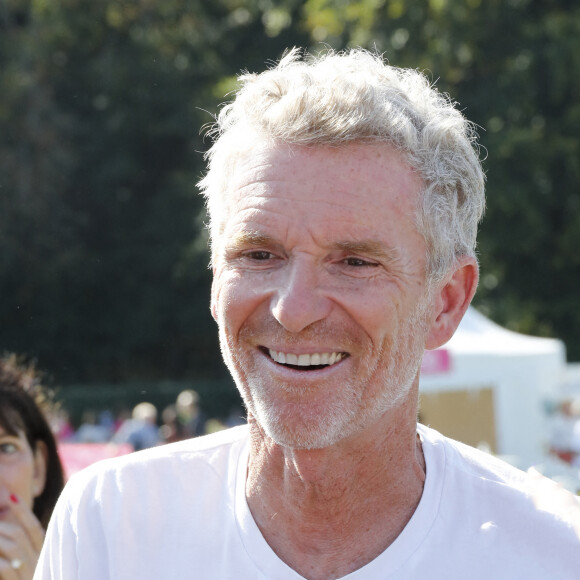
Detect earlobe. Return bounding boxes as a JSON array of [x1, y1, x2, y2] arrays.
[[210, 255, 222, 322], [32, 440, 48, 499], [210, 276, 219, 322], [425, 257, 479, 350]]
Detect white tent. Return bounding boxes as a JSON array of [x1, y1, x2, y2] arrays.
[[419, 307, 566, 468]]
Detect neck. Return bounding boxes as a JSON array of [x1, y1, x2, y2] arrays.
[[245, 388, 426, 580]]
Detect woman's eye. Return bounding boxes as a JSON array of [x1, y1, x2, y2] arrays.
[[0, 442, 18, 454]]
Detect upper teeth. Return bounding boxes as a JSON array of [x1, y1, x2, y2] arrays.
[[268, 349, 344, 366]]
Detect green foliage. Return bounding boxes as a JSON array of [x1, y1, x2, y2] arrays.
[[0, 0, 310, 392], [1, 0, 579, 419]]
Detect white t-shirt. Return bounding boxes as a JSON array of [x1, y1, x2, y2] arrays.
[[35, 424, 580, 579]]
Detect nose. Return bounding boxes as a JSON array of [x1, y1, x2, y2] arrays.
[[270, 257, 332, 333]]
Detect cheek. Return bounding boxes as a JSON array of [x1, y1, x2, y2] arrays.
[[1, 460, 35, 506], [345, 295, 398, 344], [215, 275, 261, 336], [346, 296, 418, 369]]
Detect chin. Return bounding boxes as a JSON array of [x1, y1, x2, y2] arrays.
[[262, 421, 348, 450], [246, 394, 351, 449], [249, 369, 420, 450], [251, 394, 389, 450]]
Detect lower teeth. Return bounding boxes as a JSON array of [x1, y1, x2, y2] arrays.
[[282, 363, 328, 370]]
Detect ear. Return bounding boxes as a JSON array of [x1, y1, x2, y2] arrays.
[[31, 440, 48, 499], [425, 256, 478, 350], [210, 266, 218, 322]]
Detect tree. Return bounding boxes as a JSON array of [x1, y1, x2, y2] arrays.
[[0, 0, 311, 386]]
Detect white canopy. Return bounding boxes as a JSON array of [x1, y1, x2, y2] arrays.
[[419, 307, 566, 467]]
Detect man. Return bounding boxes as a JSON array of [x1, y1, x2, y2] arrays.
[[112, 402, 160, 451], [35, 49, 579, 579]]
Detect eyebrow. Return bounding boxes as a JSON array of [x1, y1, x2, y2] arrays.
[[333, 240, 401, 263], [226, 231, 274, 252], [226, 231, 400, 262]]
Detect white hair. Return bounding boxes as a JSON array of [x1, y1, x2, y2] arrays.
[[132, 401, 157, 422], [198, 48, 485, 283]]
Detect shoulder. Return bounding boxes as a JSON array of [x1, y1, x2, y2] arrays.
[[41, 426, 252, 576], [419, 423, 580, 538], [419, 423, 530, 487], [63, 425, 249, 506]]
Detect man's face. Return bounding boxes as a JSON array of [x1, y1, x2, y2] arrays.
[[211, 142, 434, 449]]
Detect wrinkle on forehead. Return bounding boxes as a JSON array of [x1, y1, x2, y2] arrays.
[[228, 142, 422, 201]]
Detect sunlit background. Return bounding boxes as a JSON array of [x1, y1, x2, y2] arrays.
[[1, 0, 579, 487]]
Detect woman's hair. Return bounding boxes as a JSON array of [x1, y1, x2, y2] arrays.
[[199, 47, 485, 285], [0, 354, 65, 528]]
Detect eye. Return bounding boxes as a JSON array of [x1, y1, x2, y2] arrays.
[[0, 442, 18, 455], [244, 250, 275, 261], [344, 257, 378, 267]]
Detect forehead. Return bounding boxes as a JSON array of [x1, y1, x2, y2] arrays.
[[231, 141, 418, 194], [217, 142, 424, 249]]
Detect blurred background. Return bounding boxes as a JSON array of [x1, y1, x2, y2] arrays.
[[1, 0, 579, 484]]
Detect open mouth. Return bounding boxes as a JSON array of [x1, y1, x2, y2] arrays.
[[263, 347, 348, 371]]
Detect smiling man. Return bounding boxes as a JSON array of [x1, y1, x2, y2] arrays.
[[211, 143, 436, 455], [35, 49, 579, 580]]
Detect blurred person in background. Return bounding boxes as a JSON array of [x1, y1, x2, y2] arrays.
[[0, 354, 64, 579], [549, 398, 580, 466], [158, 405, 182, 444], [112, 402, 160, 452], [74, 410, 111, 444], [175, 389, 206, 438]]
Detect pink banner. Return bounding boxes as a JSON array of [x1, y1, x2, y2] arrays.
[[58, 443, 133, 480], [420, 349, 451, 375]]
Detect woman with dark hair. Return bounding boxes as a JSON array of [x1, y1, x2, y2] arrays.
[[0, 354, 65, 579]]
